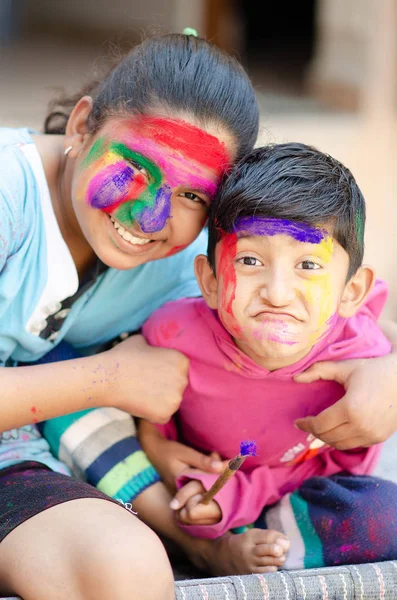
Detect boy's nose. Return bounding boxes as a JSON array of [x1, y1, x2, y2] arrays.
[[134, 185, 172, 233], [259, 271, 296, 307]]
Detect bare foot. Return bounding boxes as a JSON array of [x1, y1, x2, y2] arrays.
[[184, 528, 290, 576]]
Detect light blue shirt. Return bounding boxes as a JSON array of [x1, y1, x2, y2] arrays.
[[0, 127, 206, 471]]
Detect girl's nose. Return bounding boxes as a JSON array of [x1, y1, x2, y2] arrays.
[[134, 185, 172, 233]]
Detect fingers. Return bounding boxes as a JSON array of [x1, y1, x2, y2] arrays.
[[175, 446, 224, 473], [293, 360, 357, 385], [178, 494, 222, 525], [294, 402, 348, 437], [170, 480, 204, 510]]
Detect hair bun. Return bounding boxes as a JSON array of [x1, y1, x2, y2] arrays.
[[182, 27, 198, 37]]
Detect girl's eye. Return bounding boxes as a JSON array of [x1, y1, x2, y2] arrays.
[[239, 256, 262, 266], [181, 192, 207, 206], [298, 260, 321, 270], [127, 160, 149, 178]]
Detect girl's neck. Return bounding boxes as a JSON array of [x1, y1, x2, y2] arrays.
[[32, 134, 97, 280]]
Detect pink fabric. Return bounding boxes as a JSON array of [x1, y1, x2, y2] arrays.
[[142, 280, 391, 538]]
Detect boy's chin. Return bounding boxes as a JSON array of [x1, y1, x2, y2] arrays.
[[240, 338, 312, 369]]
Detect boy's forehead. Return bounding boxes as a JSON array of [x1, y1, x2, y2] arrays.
[[234, 217, 328, 244]]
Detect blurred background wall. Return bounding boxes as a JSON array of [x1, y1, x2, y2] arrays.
[[1, 0, 396, 316]]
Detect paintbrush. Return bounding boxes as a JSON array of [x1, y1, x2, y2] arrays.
[[200, 440, 257, 505]]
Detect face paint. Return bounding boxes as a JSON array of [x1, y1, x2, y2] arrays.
[[218, 232, 241, 336], [81, 115, 230, 235], [214, 217, 345, 369], [234, 217, 326, 244], [165, 244, 188, 257]]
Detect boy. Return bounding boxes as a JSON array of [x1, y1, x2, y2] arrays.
[[139, 143, 397, 571]]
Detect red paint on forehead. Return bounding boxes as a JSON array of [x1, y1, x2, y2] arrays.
[[136, 116, 231, 173]]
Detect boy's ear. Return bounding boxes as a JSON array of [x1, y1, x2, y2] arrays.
[[339, 264, 376, 318], [194, 254, 219, 309], [64, 96, 94, 158]]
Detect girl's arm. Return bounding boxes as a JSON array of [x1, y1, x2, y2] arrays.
[[294, 319, 397, 449], [0, 335, 188, 432]]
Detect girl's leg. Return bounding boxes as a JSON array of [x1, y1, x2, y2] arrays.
[[0, 498, 174, 600], [263, 474, 397, 569]]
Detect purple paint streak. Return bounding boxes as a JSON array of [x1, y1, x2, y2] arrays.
[[88, 163, 135, 209], [240, 440, 257, 456], [136, 185, 172, 233], [234, 217, 326, 244]]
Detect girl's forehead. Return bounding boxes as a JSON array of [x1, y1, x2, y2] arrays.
[[101, 114, 232, 172]]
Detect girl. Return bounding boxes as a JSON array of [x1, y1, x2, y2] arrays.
[[0, 32, 259, 599]]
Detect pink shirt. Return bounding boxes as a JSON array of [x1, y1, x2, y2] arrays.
[[142, 280, 391, 538]]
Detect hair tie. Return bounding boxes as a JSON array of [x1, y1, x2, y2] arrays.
[[183, 27, 198, 37]]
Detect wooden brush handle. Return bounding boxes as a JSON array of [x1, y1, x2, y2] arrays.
[[200, 455, 246, 505]]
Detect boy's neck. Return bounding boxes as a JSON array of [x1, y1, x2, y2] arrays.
[[233, 337, 315, 372]]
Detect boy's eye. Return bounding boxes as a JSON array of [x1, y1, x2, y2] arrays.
[[298, 260, 321, 270], [239, 256, 262, 266]]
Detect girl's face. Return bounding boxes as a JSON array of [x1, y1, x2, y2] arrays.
[[72, 114, 233, 269]]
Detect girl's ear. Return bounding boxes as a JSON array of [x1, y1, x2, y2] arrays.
[[339, 264, 376, 318], [64, 96, 94, 158], [194, 254, 219, 309]]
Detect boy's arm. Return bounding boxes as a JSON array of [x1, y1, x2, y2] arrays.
[[173, 464, 280, 538], [138, 420, 225, 493], [173, 442, 379, 539]]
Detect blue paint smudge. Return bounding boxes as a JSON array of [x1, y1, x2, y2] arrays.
[[91, 165, 135, 209], [136, 185, 172, 233], [234, 217, 325, 244]]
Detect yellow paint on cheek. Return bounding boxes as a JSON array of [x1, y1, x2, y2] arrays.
[[302, 236, 336, 343]]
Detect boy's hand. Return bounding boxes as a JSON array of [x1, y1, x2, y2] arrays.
[[170, 480, 222, 526], [139, 421, 226, 492], [294, 354, 397, 449]]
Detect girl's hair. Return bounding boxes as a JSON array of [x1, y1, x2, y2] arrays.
[[44, 33, 259, 161]]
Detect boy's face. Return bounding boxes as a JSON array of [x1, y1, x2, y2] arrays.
[[204, 218, 352, 370]]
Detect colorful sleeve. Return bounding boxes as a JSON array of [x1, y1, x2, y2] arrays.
[[40, 408, 160, 503], [176, 466, 281, 539]]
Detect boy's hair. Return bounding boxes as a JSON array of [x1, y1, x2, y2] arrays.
[[208, 142, 365, 278], [44, 33, 259, 162]]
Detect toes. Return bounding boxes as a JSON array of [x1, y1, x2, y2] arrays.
[[255, 566, 279, 573], [246, 529, 290, 552], [254, 542, 287, 559], [256, 553, 286, 568]]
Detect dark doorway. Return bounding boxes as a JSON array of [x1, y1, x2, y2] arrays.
[[237, 0, 317, 96]]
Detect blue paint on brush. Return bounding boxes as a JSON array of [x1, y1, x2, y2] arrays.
[[240, 440, 257, 456]]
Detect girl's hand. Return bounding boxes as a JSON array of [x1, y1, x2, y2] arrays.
[[170, 480, 222, 526], [102, 335, 189, 423], [139, 421, 226, 493], [294, 354, 397, 449]]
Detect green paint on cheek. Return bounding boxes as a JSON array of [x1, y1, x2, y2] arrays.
[[81, 137, 106, 168]]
